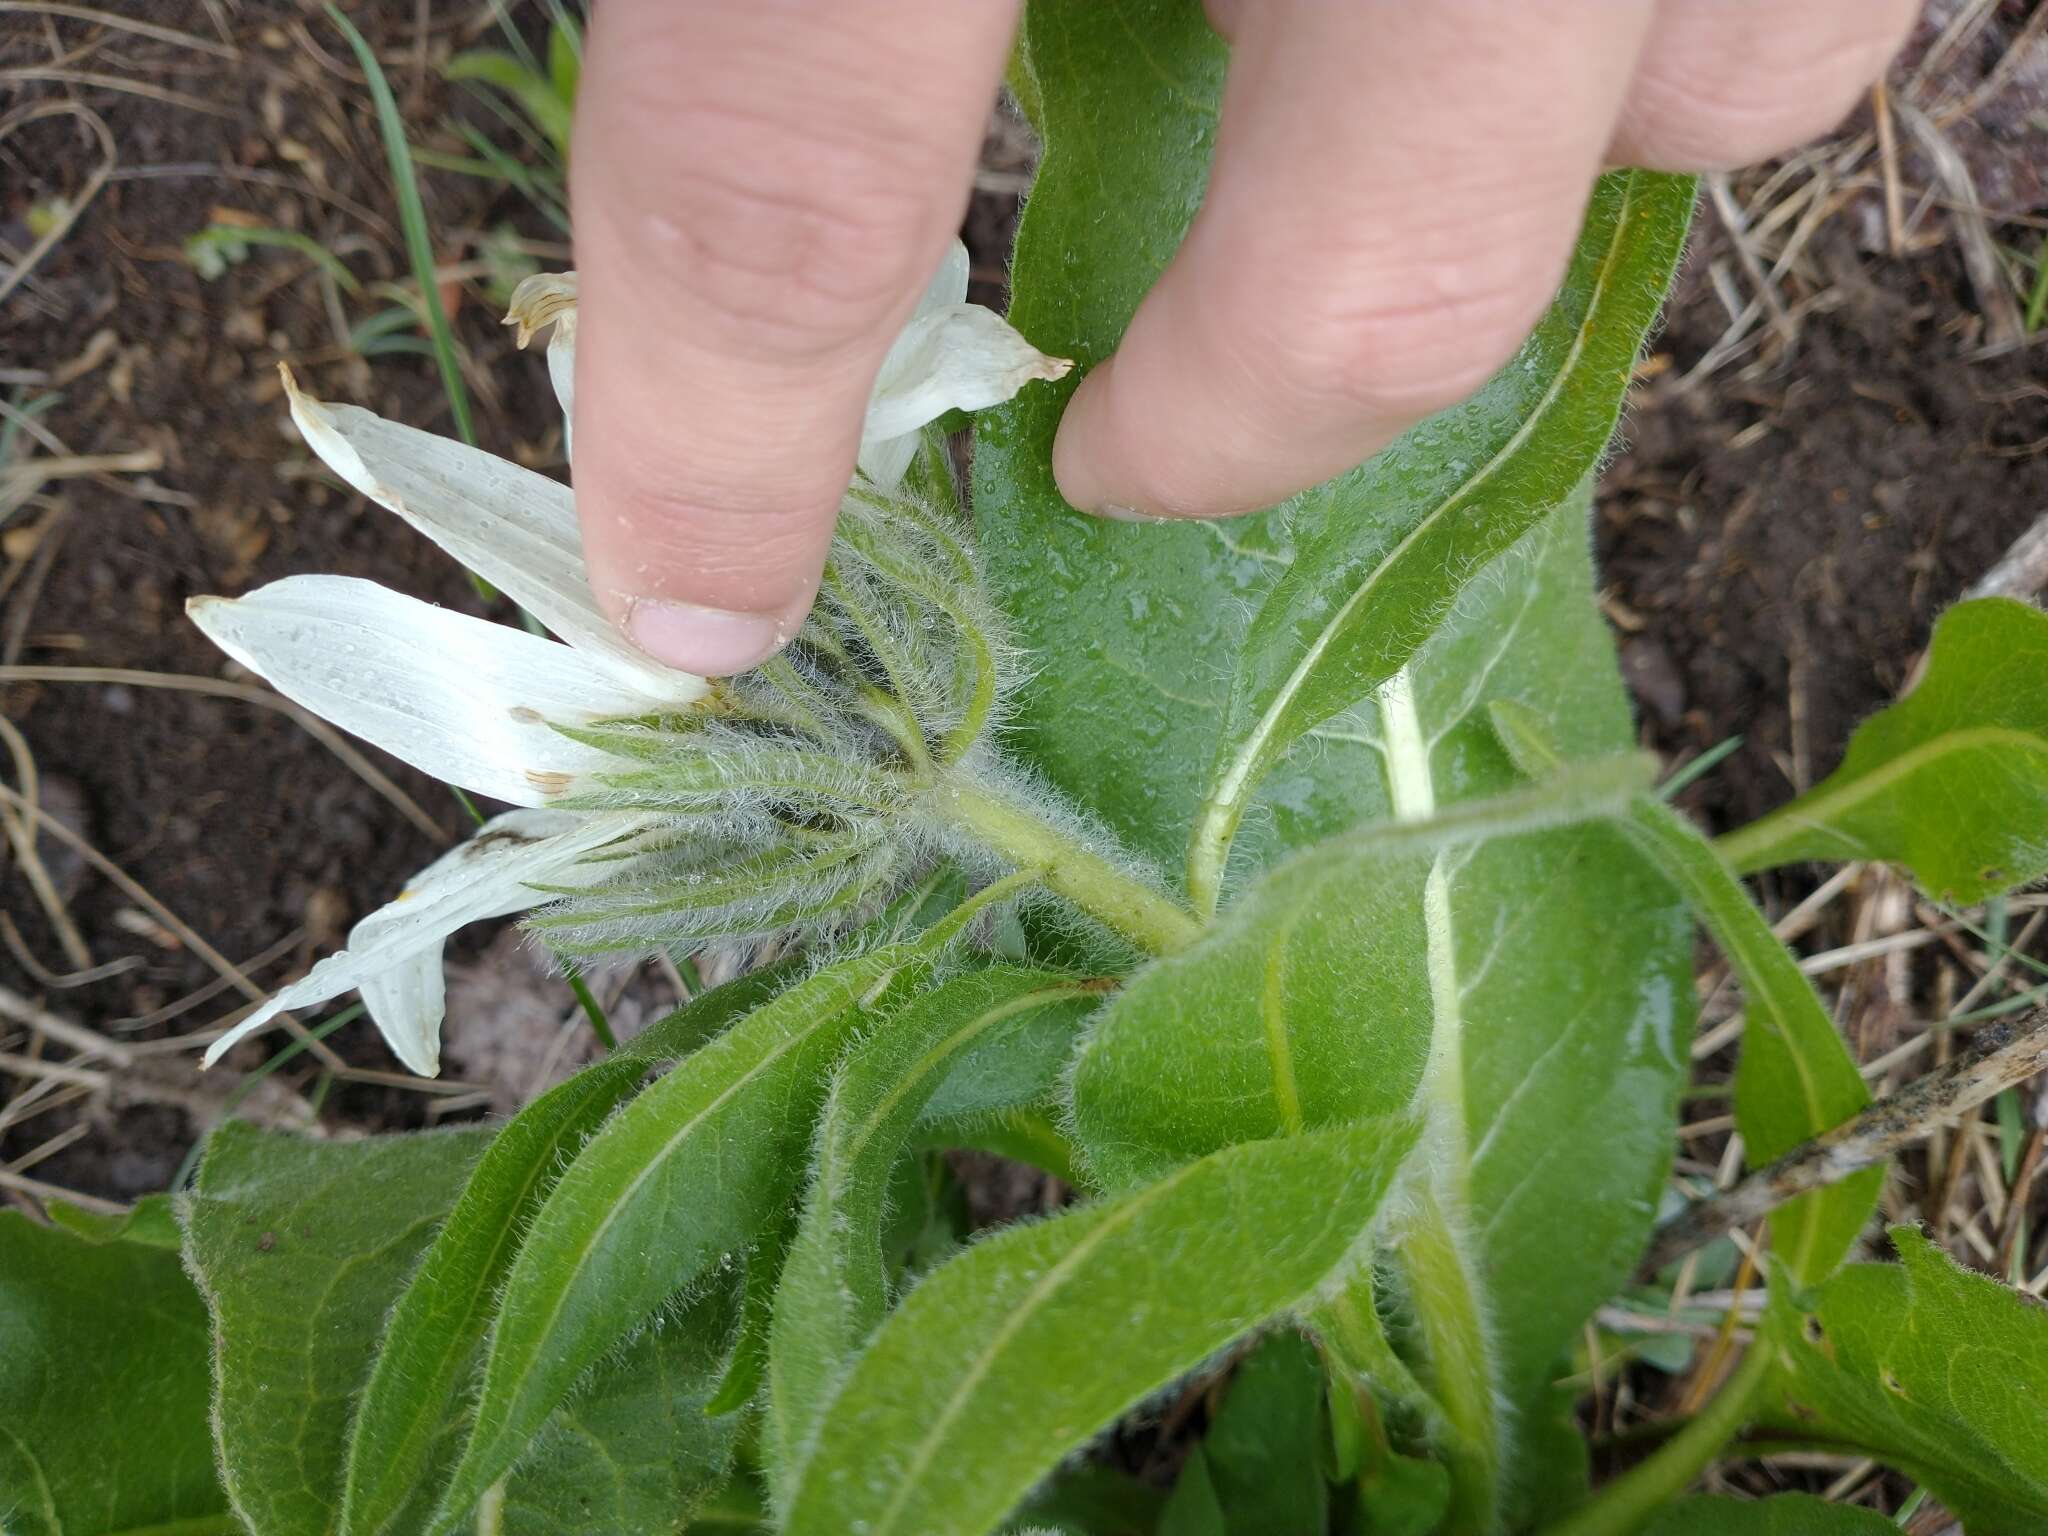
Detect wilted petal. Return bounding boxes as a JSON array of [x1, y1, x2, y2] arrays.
[[280, 365, 703, 706], [201, 808, 630, 1073], [859, 305, 1071, 487], [506, 272, 579, 457], [189, 574, 661, 807]]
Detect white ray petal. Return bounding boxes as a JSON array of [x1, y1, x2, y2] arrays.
[[358, 950, 446, 1077], [280, 365, 703, 706], [859, 305, 1071, 487], [916, 238, 971, 317], [189, 574, 659, 807], [201, 809, 630, 1072]]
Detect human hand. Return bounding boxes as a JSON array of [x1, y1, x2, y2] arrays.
[[571, 0, 1919, 676]]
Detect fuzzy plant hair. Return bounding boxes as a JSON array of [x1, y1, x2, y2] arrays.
[[522, 458, 1137, 965]]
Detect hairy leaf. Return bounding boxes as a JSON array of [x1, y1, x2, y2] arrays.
[[977, 0, 1387, 872], [1641, 1494, 1897, 1534], [427, 909, 998, 1531], [184, 1122, 741, 1536], [1070, 750, 1659, 1192], [0, 1210, 229, 1536], [494, 1281, 741, 1536], [1624, 799, 1876, 1281], [1496, 702, 1878, 1284], [1764, 1227, 2048, 1532], [1720, 598, 2048, 902], [340, 968, 788, 1535], [182, 1121, 493, 1536], [980, 0, 1691, 892], [1187, 168, 1695, 910], [1070, 501, 1695, 1524], [782, 1119, 1418, 1536], [765, 967, 1100, 1500]]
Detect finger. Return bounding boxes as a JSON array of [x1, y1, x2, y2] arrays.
[[1611, 0, 1921, 171], [572, 0, 1018, 675], [1052, 1, 1656, 522]]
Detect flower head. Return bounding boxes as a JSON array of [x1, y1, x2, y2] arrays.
[[192, 242, 1067, 1075]]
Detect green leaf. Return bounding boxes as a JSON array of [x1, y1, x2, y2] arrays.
[[977, 0, 1384, 874], [1764, 1227, 2048, 1532], [427, 906, 1000, 1532], [0, 1211, 230, 1536], [1640, 1494, 1897, 1535], [1608, 790, 1876, 1283], [1071, 743, 1654, 1191], [1071, 499, 1696, 1527], [1202, 1330, 1329, 1536], [1009, 1463, 1164, 1536], [446, 50, 574, 157], [782, 1118, 1420, 1536], [185, 1121, 744, 1536], [181, 1121, 493, 1536], [1187, 168, 1695, 911], [764, 967, 1102, 1501], [339, 968, 788, 1536], [1156, 1450, 1227, 1536], [545, 15, 581, 113], [980, 0, 1692, 893], [45, 1192, 182, 1251], [1355, 1454, 1454, 1536], [494, 1280, 742, 1536], [1720, 598, 2048, 902]]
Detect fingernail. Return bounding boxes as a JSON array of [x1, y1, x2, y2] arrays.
[[625, 599, 788, 676]]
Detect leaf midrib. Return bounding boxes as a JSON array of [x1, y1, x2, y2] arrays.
[[862, 1160, 1203, 1536], [1200, 172, 1648, 854], [437, 962, 883, 1526], [1720, 725, 2048, 873]]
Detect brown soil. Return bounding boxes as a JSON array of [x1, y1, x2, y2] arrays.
[[1604, 226, 2048, 841]]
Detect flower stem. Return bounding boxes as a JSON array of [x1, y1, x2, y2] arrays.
[[1535, 1341, 1775, 1536], [563, 962, 616, 1052], [929, 778, 1202, 956]]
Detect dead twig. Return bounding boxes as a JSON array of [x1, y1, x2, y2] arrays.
[[1642, 1006, 2048, 1275], [0, 984, 133, 1067], [0, 2, 238, 59]]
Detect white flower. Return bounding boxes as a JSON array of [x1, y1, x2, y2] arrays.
[[191, 242, 1066, 1076], [508, 240, 1069, 485]]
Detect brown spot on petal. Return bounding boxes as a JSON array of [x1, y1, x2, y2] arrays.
[[509, 706, 544, 724], [524, 769, 573, 796]]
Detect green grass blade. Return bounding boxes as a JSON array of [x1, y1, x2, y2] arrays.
[[326, 4, 476, 450]]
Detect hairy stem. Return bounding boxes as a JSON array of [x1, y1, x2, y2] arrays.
[[1536, 1342, 1774, 1536], [928, 777, 1201, 956], [1398, 1186, 1499, 1536]]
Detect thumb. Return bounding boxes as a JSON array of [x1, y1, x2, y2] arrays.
[[570, 0, 1018, 675]]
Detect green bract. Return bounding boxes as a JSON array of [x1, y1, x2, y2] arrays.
[[11, 4, 2048, 1535]]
